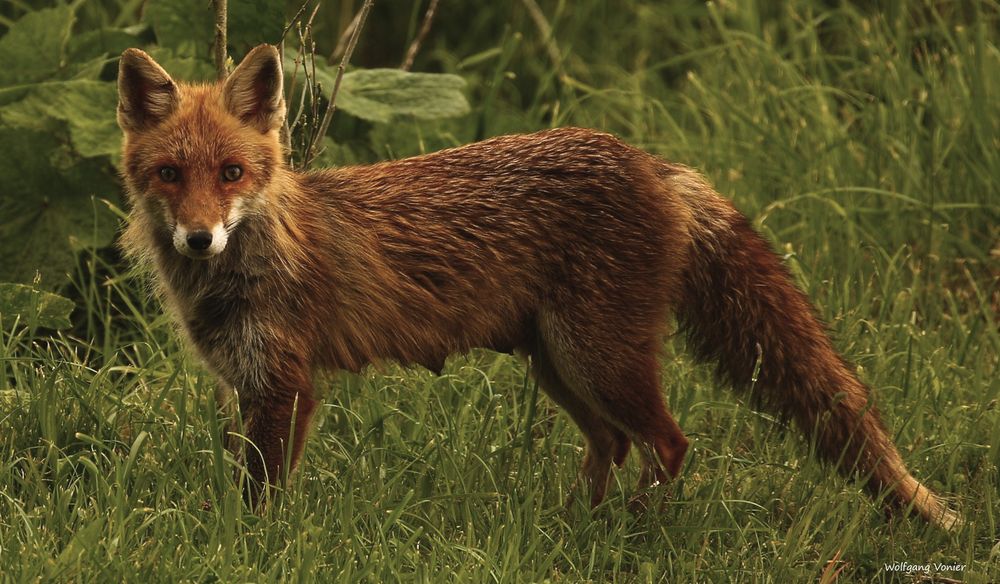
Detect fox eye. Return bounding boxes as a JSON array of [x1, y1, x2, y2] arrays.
[[159, 166, 179, 183], [222, 165, 243, 182]]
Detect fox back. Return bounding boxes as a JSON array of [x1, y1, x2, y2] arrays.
[[117, 45, 958, 529]]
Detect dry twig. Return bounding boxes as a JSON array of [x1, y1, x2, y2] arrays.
[[400, 0, 440, 71], [303, 0, 375, 169], [331, 6, 365, 61], [213, 0, 228, 80], [280, 0, 319, 157]]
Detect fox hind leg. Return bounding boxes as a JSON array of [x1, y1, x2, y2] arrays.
[[591, 354, 688, 495], [539, 312, 689, 504], [531, 339, 630, 507]]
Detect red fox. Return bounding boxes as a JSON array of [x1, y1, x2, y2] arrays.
[[117, 44, 958, 529]]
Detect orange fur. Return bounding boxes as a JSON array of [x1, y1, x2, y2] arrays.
[[117, 45, 958, 528]]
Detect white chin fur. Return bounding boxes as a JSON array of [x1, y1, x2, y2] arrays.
[[173, 222, 229, 259]]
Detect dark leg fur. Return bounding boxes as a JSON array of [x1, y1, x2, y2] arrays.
[[531, 339, 630, 506], [538, 312, 688, 506], [239, 380, 317, 508]]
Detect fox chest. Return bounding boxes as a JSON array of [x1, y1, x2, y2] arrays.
[[174, 281, 275, 392]]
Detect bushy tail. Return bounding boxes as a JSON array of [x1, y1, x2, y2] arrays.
[[674, 177, 959, 530]]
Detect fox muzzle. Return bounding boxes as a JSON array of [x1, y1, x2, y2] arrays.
[[172, 223, 229, 259]]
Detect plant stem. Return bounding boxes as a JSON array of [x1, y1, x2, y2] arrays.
[[213, 0, 228, 80], [303, 0, 374, 169], [400, 0, 440, 71]]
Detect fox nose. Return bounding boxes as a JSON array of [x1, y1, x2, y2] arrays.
[[186, 230, 213, 251]]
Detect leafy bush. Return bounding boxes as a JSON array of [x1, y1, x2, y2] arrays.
[[0, 4, 124, 287]]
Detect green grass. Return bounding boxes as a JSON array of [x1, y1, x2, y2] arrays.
[[2, 0, 999, 581]]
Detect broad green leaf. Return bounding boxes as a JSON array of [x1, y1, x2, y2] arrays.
[[145, 0, 214, 59], [228, 0, 284, 59], [68, 55, 112, 82], [0, 7, 123, 288], [284, 56, 470, 124], [337, 69, 470, 122], [148, 48, 216, 84], [0, 127, 119, 285], [0, 5, 76, 87], [68, 27, 142, 65], [0, 80, 120, 159], [311, 137, 364, 168], [0, 283, 75, 329]]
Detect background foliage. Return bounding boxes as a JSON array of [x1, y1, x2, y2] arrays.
[[0, 0, 998, 582], [0, 0, 468, 288]]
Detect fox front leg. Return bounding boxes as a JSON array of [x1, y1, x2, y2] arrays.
[[236, 372, 318, 508]]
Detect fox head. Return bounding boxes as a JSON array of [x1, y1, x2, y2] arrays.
[[117, 45, 285, 259]]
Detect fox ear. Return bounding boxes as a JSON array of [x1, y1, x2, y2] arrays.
[[117, 48, 179, 132], [223, 44, 285, 133]]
